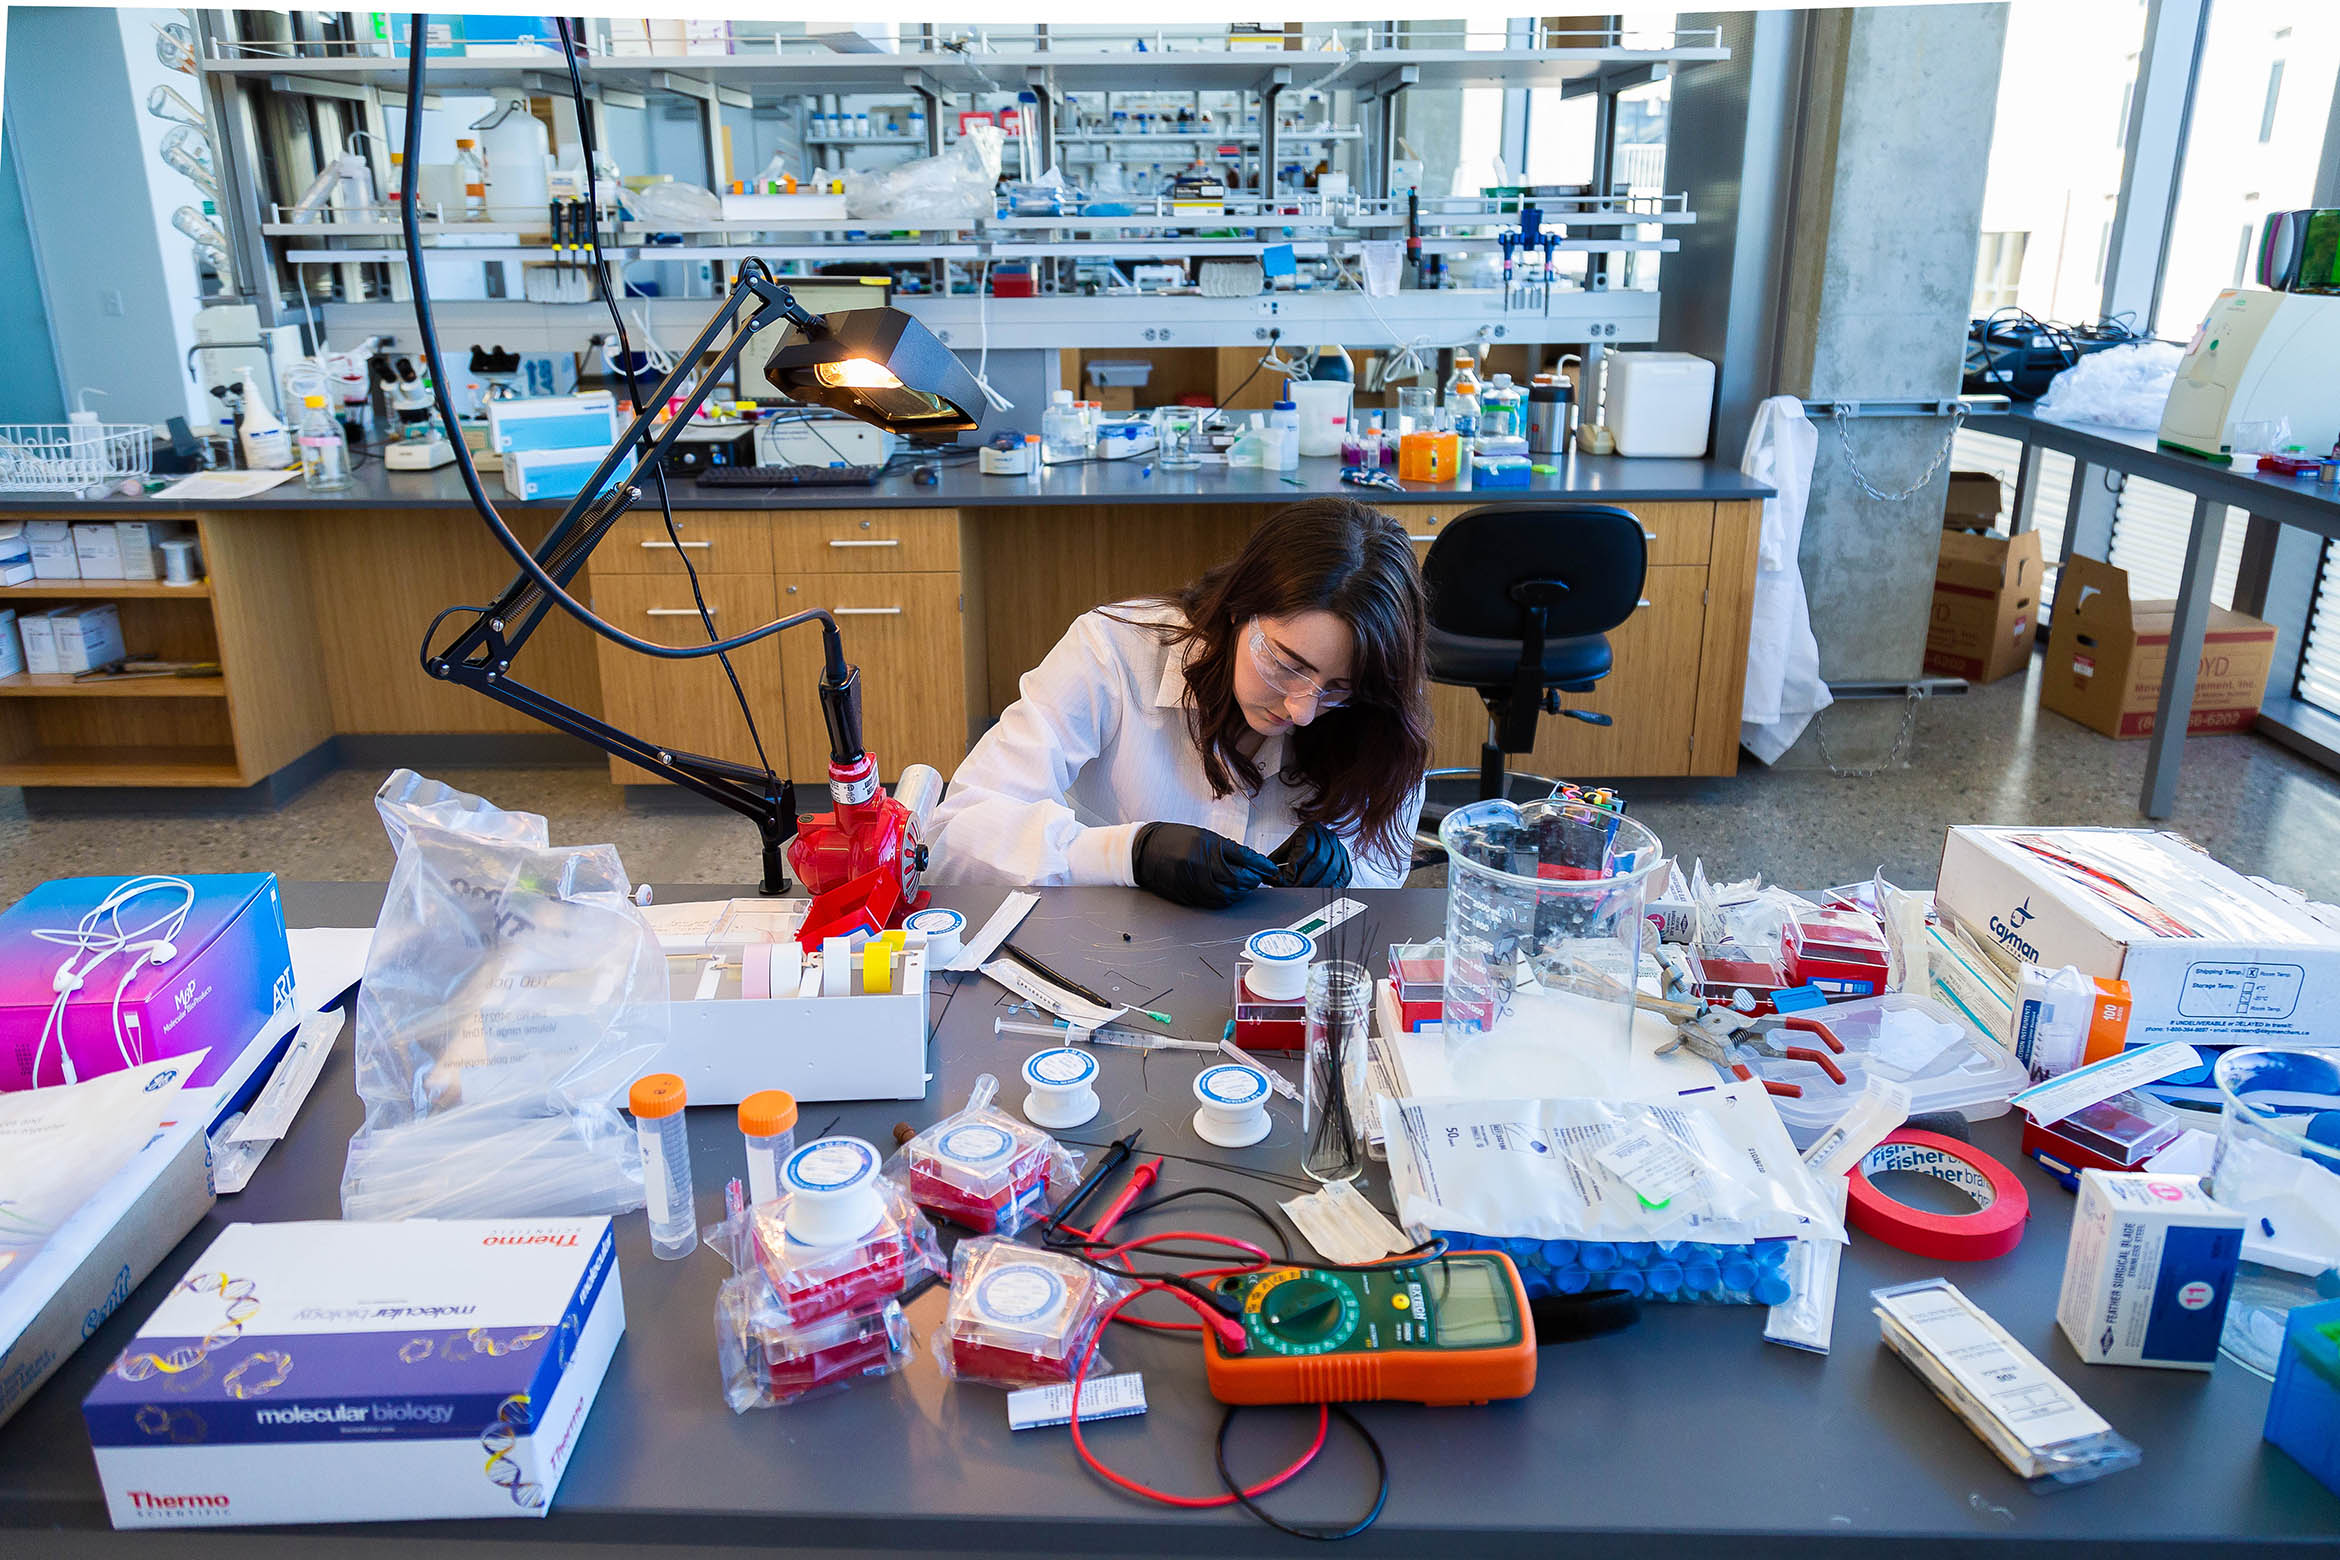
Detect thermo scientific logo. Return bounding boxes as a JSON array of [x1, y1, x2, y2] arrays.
[[1988, 897, 2040, 963], [129, 1490, 229, 1513], [481, 1232, 580, 1248]]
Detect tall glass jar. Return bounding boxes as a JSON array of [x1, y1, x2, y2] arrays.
[[1301, 960, 1373, 1185], [1438, 797, 1663, 1097]]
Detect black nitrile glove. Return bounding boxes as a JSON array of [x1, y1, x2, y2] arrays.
[[1133, 822, 1278, 909], [1272, 822, 1354, 889]]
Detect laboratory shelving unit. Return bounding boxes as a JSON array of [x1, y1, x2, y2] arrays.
[[192, 17, 1723, 352]]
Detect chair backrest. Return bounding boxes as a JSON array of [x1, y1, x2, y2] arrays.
[[1420, 505, 1649, 640]]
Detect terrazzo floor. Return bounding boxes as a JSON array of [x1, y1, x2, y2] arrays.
[[5, 652, 2338, 906]]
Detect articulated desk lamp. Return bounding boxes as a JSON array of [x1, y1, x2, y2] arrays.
[[400, 17, 983, 935]]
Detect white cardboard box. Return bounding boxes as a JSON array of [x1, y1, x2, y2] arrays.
[[50, 603, 124, 674], [84, 1218, 623, 1527], [1935, 826, 2340, 1048], [0, 1098, 213, 1429], [114, 521, 165, 581], [2056, 1170, 2243, 1370], [18, 609, 61, 675], [0, 522, 33, 585], [25, 520, 78, 580], [71, 522, 124, 579]]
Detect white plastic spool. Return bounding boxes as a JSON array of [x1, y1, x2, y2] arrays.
[[905, 907, 966, 965], [782, 1136, 886, 1247], [1021, 1047, 1100, 1130], [1192, 1063, 1272, 1148], [1243, 928, 1316, 1001]]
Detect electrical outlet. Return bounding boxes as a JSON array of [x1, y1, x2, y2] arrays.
[[1255, 298, 1283, 316], [101, 289, 126, 318]]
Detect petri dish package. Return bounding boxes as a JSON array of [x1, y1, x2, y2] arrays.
[[936, 1238, 1133, 1389]]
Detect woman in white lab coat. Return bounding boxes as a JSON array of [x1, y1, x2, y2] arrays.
[[927, 498, 1430, 906]]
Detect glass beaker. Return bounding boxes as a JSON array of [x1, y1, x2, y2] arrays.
[[1301, 960, 1372, 1185], [1153, 405, 1202, 469], [2210, 1047, 2340, 1378], [1438, 798, 1663, 1097], [1396, 386, 1436, 437]]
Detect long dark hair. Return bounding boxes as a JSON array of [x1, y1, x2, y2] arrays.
[[1115, 497, 1430, 872]]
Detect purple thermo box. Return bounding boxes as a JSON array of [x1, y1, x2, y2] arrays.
[[0, 873, 293, 1092]]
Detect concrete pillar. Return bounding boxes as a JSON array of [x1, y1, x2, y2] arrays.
[[1768, 2, 2010, 767]]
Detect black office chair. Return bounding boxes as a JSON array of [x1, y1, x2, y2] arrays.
[[1416, 505, 1649, 848]]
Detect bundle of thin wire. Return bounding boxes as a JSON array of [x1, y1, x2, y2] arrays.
[[1036, 1169, 1443, 1540]]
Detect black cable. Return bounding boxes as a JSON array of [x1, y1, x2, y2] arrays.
[[555, 16, 774, 782], [397, 15, 836, 667], [1214, 1404, 1389, 1541], [1207, 329, 1277, 427]]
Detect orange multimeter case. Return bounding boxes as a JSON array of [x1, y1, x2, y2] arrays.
[[1201, 1251, 1537, 1407]]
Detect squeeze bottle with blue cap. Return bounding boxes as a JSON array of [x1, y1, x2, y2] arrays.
[[738, 1090, 799, 1208], [1269, 399, 1301, 471], [630, 1073, 696, 1260]]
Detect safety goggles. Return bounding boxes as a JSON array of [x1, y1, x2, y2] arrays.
[[1247, 618, 1351, 710]]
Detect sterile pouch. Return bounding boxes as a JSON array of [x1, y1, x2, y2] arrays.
[[934, 1238, 1133, 1390], [1765, 1175, 1853, 1353], [716, 1273, 911, 1412], [889, 1073, 1082, 1235], [1282, 1179, 1412, 1265], [340, 770, 665, 1220], [1381, 1082, 1848, 1251], [714, 1173, 944, 1329]]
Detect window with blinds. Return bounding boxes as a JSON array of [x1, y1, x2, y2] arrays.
[[2108, 476, 2248, 606], [2300, 539, 2340, 718], [1950, 428, 2074, 610]]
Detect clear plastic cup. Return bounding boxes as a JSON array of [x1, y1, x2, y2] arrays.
[[1438, 798, 1663, 1096], [2210, 1047, 2340, 1378]]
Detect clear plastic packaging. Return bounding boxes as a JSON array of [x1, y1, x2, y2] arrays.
[[1872, 1278, 2142, 1489], [891, 1074, 1081, 1235], [1740, 992, 2028, 1151], [934, 1238, 1132, 1389], [713, 1142, 944, 1328], [340, 771, 664, 1220], [715, 1273, 911, 1412]]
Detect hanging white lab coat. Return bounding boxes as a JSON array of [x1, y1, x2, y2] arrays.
[[1739, 395, 1832, 764], [926, 604, 1419, 888]]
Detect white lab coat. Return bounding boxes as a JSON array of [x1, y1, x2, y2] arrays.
[[926, 604, 1420, 888], [1738, 396, 1832, 764]]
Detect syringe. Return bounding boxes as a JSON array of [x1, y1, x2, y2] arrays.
[[992, 1016, 1219, 1052]]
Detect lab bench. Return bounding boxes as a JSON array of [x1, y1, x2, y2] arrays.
[[0, 454, 1771, 802], [0, 882, 2327, 1558]]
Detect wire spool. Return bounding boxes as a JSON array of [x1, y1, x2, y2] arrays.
[[1022, 1047, 1101, 1130], [1193, 1064, 1273, 1149], [905, 907, 966, 964], [1243, 928, 1315, 1001], [782, 1136, 887, 1247]]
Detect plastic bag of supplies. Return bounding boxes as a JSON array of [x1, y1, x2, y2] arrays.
[[339, 770, 665, 1219]]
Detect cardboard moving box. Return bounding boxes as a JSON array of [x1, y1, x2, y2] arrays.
[[1942, 469, 2004, 531], [2041, 555, 2276, 739], [1926, 527, 2041, 684]]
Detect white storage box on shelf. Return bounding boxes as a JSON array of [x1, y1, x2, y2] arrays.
[[638, 898, 930, 1104]]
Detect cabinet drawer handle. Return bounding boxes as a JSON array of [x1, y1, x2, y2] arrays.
[[1636, 598, 1651, 609], [828, 538, 902, 549], [641, 539, 712, 550], [832, 606, 903, 616], [646, 607, 712, 617], [1406, 534, 1438, 543], [1642, 528, 1658, 542]]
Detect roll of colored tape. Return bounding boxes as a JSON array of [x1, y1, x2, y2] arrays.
[[1848, 1128, 2030, 1261]]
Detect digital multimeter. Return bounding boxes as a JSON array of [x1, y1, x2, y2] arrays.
[[1201, 1251, 1536, 1407]]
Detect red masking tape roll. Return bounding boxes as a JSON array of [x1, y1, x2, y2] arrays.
[[1847, 1128, 2029, 1261]]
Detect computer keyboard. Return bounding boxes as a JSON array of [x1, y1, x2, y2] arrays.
[[695, 463, 885, 488]]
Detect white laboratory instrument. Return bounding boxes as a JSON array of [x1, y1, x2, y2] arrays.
[[756, 414, 897, 468], [2158, 289, 2340, 462]]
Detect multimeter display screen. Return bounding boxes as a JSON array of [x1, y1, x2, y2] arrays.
[[1428, 1261, 1515, 1348]]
